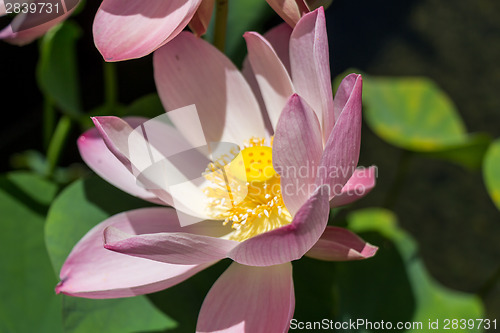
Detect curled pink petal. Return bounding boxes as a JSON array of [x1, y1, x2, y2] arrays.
[[290, 7, 334, 140], [154, 31, 266, 146], [244, 31, 294, 131], [196, 262, 294, 333], [228, 185, 330, 266], [265, 0, 309, 27], [56, 207, 216, 299], [317, 74, 363, 197], [188, 0, 214, 36], [306, 226, 378, 261], [330, 166, 377, 207], [103, 227, 238, 265], [273, 94, 323, 215], [93, 0, 203, 61]]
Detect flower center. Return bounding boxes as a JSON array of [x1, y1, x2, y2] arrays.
[[203, 138, 292, 242]]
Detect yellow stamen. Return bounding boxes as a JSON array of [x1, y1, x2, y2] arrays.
[[203, 138, 292, 241]]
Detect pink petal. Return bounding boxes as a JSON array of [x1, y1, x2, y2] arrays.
[[330, 166, 377, 207], [0, 1, 79, 45], [265, 0, 309, 27], [228, 185, 330, 266], [154, 31, 266, 146], [188, 0, 214, 36], [77, 122, 162, 204], [306, 226, 378, 261], [1, 1, 6, 17], [317, 74, 362, 197], [103, 227, 238, 265], [263, 23, 293, 75], [289, 7, 334, 141], [196, 262, 294, 333], [244, 31, 294, 131], [334, 73, 360, 125], [56, 207, 218, 299], [93, 0, 203, 61], [273, 94, 323, 215]]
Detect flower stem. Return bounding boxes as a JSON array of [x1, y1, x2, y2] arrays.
[[43, 97, 55, 150], [214, 0, 229, 52], [104, 61, 118, 110], [46, 116, 72, 177]]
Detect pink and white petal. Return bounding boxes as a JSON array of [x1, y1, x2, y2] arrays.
[[289, 7, 334, 141], [78, 125, 161, 204], [317, 74, 362, 197], [265, 0, 309, 27], [188, 0, 214, 36], [273, 94, 323, 215], [330, 166, 376, 207], [154, 31, 266, 146], [0, 1, 79, 45], [228, 185, 329, 266], [56, 207, 220, 299], [103, 227, 238, 265], [263, 23, 293, 75], [196, 262, 294, 333], [93, 0, 203, 61], [306, 226, 378, 261], [244, 32, 294, 131]]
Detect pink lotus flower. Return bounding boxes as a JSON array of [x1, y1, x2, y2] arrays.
[[0, 0, 81, 45], [57, 7, 377, 332], [93, 0, 310, 61]]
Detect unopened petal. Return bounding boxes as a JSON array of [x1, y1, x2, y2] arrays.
[[188, 0, 214, 36], [265, 0, 309, 27]]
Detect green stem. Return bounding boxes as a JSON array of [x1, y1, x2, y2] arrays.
[[46, 116, 72, 177], [43, 97, 56, 150], [214, 0, 229, 52], [383, 149, 413, 209], [103, 62, 118, 110]]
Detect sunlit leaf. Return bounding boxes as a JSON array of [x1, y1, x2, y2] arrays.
[[37, 21, 82, 117], [0, 172, 62, 333], [45, 175, 175, 333], [483, 138, 500, 211], [363, 76, 466, 151]]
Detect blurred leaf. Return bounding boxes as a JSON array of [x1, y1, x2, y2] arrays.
[[421, 133, 492, 170], [10, 150, 87, 184], [363, 76, 466, 151], [37, 21, 82, 117], [483, 138, 500, 211], [0, 172, 62, 333], [45, 175, 175, 332], [226, 0, 274, 66], [347, 208, 484, 332]]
